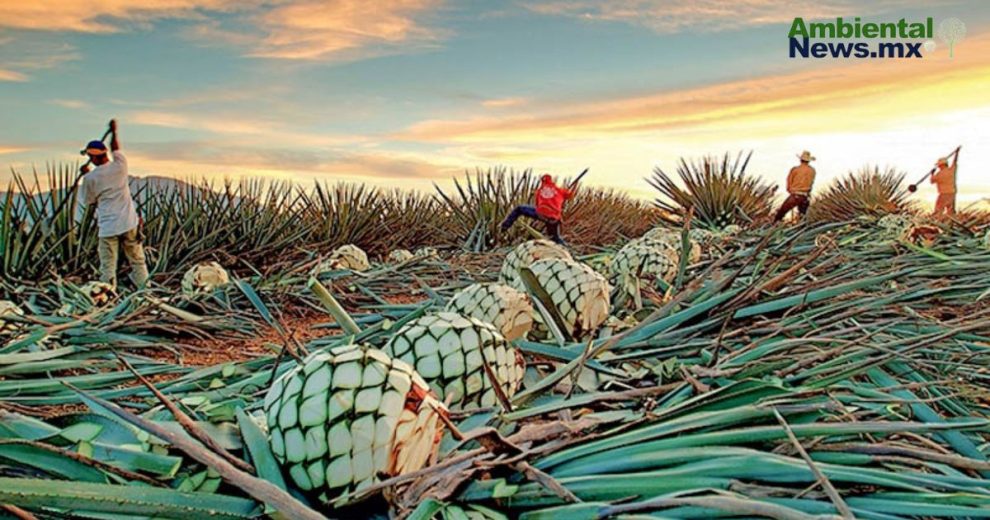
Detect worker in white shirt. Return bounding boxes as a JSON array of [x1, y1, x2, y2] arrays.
[[78, 119, 149, 288]]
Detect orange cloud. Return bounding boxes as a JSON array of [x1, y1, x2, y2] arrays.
[[249, 0, 445, 60], [0, 0, 445, 62], [482, 97, 529, 108], [0, 68, 27, 82], [0, 0, 249, 33]]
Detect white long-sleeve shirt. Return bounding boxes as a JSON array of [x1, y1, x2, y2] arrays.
[[77, 151, 139, 238]]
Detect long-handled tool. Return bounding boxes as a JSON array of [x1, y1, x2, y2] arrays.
[[908, 146, 960, 193], [568, 168, 589, 191]]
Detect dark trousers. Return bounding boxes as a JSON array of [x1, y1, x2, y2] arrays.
[[774, 194, 810, 222], [501, 205, 564, 244]]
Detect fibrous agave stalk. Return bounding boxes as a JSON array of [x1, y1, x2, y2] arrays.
[[445, 283, 534, 341], [529, 258, 611, 339], [264, 344, 447, 503], [181, 261, 230, 296], [499, 239, 572, 292], [383, 312, 525, 409]]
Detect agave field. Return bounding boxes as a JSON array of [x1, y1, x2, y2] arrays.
[[2, 159, 990, 519]]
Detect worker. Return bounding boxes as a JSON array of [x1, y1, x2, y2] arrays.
[[500, 174, 575, 244], [78, 119, 149, 288], [774, 150, 817, 222], [931, 151, 959, 216]]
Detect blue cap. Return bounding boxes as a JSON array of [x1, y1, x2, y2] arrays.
[[83, 140, 107, 155]]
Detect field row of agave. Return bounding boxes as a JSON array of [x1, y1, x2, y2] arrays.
[[1, 208, 989, 518], [0, 165, 657, 286], [8, 151, 976, 290]]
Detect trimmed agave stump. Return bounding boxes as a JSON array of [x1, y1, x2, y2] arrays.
[[499, 239, 572, 292], [608, 237, 676, 309], [264, 344, 447, 504], [181, 261, 230, 296], [528, 258, 611, 340], [445, 283, 534, 341], [383, 312, 525, 409]]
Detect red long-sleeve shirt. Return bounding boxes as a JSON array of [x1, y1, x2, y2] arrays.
[[535, 178, 573, 221]]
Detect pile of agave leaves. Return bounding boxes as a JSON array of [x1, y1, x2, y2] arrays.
[[2, 212, 990, 520]]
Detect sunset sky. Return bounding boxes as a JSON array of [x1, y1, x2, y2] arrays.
[[1, 0, 988, 207]]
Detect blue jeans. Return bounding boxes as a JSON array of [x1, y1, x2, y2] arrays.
[[501, 205, 563, 244]]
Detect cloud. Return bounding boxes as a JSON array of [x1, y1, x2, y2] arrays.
[[482, 97, 529, 108], [0, 0, 448, 62], [247, 0, 446, 60], [525, 0, 944, 33], [0, 68, 27, 81], [0, 0, 248, 33], [125, 140, 462, 186], [0, 38, 81, 81], [0, 146, 31, 155], [129, 109, 369, 147], [397, 31, 990, 144], [50, 99, 89, 109]]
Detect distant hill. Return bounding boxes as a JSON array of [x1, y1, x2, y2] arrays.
[[2, 175, 200, 219]]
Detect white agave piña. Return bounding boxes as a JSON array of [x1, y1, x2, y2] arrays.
[[877, 213, 913, 235], [264, 344, 447, 502], [181, 261, 230, 296], [529, 258, 610, 339], [414, 246, 439, 259], [383, 312, 525, 409], [608, 238, 676, 304], [642, 227, 701, 264], [387, 249, 415, 263], [445, 283, 534, 341], [0, 300, 24, 332], [325, 244, 371, 272], [499, 239, 572, 292]]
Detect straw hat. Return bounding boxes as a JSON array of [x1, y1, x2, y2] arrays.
[[797, 151, 815, 162], [936, 157, 949, 166]]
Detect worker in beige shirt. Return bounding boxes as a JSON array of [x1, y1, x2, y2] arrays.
[[774, 151, 817, 222], [77, 120, 149, 288], [930, 150, 960, 216]]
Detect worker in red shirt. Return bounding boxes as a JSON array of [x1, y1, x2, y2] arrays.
[[500, 174, 575, 244]]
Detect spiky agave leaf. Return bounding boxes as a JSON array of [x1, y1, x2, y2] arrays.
[[808, 166, 914, 222], [264, 344, 447, 503], [445, 283, 534, 341], [648, 152, 775, 229], [383, 312, 525, 409]]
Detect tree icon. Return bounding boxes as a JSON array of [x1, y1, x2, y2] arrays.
[[937, 18, 966, 58]]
